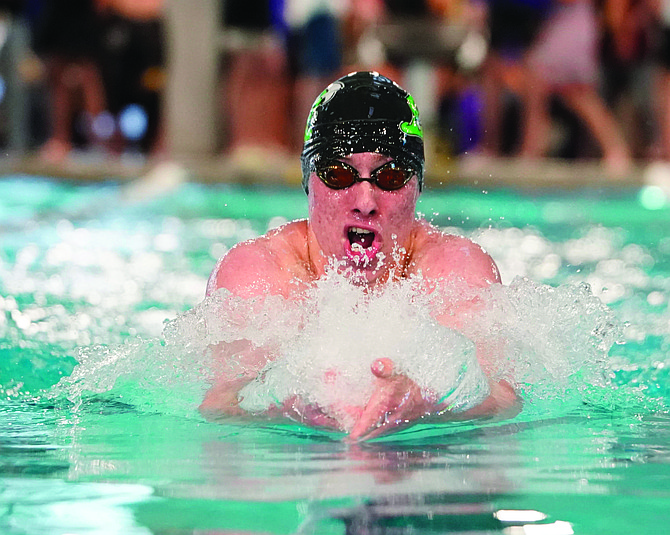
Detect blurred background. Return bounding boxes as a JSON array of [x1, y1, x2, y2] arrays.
[[1, 0, 670, 187]]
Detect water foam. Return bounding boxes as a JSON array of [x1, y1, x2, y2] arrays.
[[51, 266, 623, 427], [236, 267, 490, 430]]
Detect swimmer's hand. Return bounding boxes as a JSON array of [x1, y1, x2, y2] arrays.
[[201, 381, 342, 429], [275, 396, 342, 430], [347, 358, 432, 442], [346, 358, 522, 442], [199, 377, 250, 418]]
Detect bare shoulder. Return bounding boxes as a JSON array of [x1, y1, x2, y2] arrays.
[[410, 221, 501, 287], [206, 220, 310, 298]]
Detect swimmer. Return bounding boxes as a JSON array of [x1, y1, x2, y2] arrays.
[[201, 71, 520, 440]]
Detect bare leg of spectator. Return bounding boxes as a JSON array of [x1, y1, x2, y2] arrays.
[[520, 69, 551, 160], [560, 82, 632, 174], [40, 57, 107, 162], [227, 45, 289, 155], [40, 58, 72, 162], [79, 60, 106, 130], [479, 54, 504, 156], [654, 69, 670, 160]]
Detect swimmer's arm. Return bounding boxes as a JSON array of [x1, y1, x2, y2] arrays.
[[206, 239, 292, 299], [347, 359, 520, 442], [417, 234, 502, 290], [199, 338, 272, 418], [200, 340, 341, 427], [201, 242, 288, 418], [202, 240, 336, 425], [426, 241, 522, 417], [347, 240, 519, 440]]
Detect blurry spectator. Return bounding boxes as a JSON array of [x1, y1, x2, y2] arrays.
[[430, 0, 491, 156], [347, 0, 488, 154], [97, 0, 164, 155], [0, 0, 33, 152], [600, 0, 655, 159], [650, 0, 670, 160], [284, 0, 347, 150], [342, 0, 399, 81], [353, 0, 473, 83], [378, 0, 439, 76], [475, 0, 551, 158], [341, 0, 384, 68], [220, 0, 290, 167], [32, 0, 107, 162], [521, 0, 632, 174]]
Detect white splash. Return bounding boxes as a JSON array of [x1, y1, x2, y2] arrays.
[[52, 267, 621, 425], [236, 268, 490, 430]]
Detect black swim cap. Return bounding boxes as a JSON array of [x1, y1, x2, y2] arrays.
[[301, 71, 425, 193]]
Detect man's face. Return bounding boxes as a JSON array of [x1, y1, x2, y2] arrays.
[[307, 152, 420, 283]]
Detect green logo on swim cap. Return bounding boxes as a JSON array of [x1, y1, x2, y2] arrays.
[[400, 94, 423, 139], [304, 82, 344, 143], [304, 88, 327, 143]]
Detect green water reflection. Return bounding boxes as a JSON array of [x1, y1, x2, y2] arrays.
[[1, 177, 670, 534]]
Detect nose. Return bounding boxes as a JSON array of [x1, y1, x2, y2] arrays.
[[351, 180, 378, 217]]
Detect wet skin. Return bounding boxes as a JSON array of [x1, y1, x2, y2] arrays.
[[202, 152, 520, 440], [306, 152, 419, 285]]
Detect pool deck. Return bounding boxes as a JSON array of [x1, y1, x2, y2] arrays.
[[0, 149, 652, 191]]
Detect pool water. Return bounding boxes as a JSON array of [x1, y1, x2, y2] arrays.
[[1, 175, 669, 534]]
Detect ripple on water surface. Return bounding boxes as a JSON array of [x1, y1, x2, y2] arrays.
[[1, 179, 669, 534]]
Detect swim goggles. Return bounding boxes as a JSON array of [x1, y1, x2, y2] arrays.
[[315, 161, 415, 191]]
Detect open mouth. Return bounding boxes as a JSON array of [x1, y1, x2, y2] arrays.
[[344, 226, 383, 272], [348, 227, 375, 250], [346, 226, 381, 268]]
